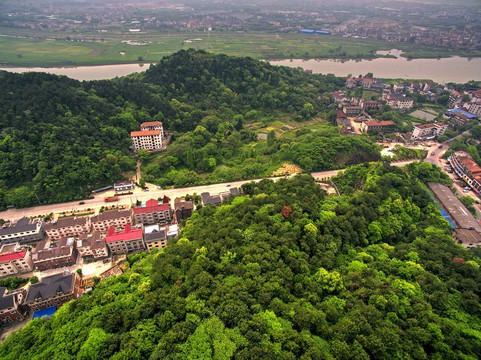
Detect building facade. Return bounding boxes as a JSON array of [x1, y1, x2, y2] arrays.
[[24, 272, 79, 311], [91, 209, 132, 233], [134, 199, 173, 225], [44, 217, 90, 241], [32, 238, 77, 271], [449, 151, 481, 195], [114, 181, 134, 194], [412, 122, 448, 139], [140, 121, 164, 137], [130, 130, 163, 151], [360, 120, 396, 133], [0, 244, 33, 277], [0, 288, 27, 323], [77, 231, 109, 260], [0, 217, 45, 245], [174, 198, 194, 221], [106, 225, 145, 255]]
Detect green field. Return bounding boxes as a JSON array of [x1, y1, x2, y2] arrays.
[[1, 31, 479, 67]]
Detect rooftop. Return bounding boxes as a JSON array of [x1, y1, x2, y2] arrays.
[[106, 224, 142, 243], [25, 272, 74, 304], [0, 250, 27, 264], [0, 217, 38, 236], [44, 216, 88, 231], [130, 130, 161, 137], [427, 182, 481, 232], [453, 229, 481, 248], [91, 209, 131, 223], [140, 121, 163, 127], [134, 199, 171, 215]]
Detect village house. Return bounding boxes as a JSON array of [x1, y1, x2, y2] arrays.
[[174, 198, 194, 221], [134, 198, 173, 225], [359, 99, 382, 110], [0, 217, 45, 246], [32, 238, 77, 271], [91, 209, 132, 233], [0, 288, 28, 323], [342, 105, 362, 117], [361, 77, 374, 89], [114, 181, 134, 194], [201, 192, 222, 207], [44, 216, 90, 241], [383, 94, 414, 109], [412, 122, 448, 139], [24, 271, 80, 312], [361, 120, 396, 133], [143, 224, 167, 252], [77, 231, 109, 260], [105, 224, 145, 255], [0, 243, 34, 277]]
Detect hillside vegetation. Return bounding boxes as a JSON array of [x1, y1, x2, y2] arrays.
[[0, 163, 479, 359], [0, 50, 379, 209]]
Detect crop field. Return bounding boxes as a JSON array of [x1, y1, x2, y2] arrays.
[[1, 31, 478, 67]]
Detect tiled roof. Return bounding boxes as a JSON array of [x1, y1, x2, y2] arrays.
[[140, 121, 163, 127], [25, 272, 74, 304], [0, 217, 38, 236], [0, 250, 27, 264], [106, 225, 143, 243], [134, 200, 171, 215], [130, 130, 161, 137], [91, 209, 131, 223], [33, 238, 74, 261], [44, 216, 88, 231], [365, 121, 395, 126], [0, 288, 14, 310]]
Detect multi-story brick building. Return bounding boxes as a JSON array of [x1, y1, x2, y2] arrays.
[[24, 272, 80, 311], [174, 198, 194, 221], [130, 130, 163, 151], [32, 238, 77, 271], [105, 225, 145, 255], [0, 217, 45, 245], [90, 209, 132, 233], [77, 231, 109, 260], [0, 288, 28, 323], [44, 217, 90, 240], [134, 199, 173, 225], [361, 120, 396, 133], [0, 243, 33, 277]]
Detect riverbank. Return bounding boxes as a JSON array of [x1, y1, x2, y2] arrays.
[[2, 54, 481, 83], [1, 32, 480, 68]]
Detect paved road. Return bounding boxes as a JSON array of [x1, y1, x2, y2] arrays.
[[1, 161, 417, 222]]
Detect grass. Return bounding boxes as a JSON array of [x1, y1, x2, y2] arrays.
[[1, 31, 479, 67]]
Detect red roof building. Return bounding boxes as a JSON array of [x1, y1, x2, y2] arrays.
[[0, 244, 33, 276], [105, 224, 145, 255], [134, 199, 173, 225]]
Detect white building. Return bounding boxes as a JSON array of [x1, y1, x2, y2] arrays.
[[0, 243, 33, 277], [412, 122, 448, 139], [131, 130, 163, 151]]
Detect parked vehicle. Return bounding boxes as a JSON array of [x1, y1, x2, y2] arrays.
[[104, 196, 119, 202], [79, 201, 85, 205]]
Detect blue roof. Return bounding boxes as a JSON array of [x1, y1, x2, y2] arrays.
[[33, 306, 56, 319], [299, 29, 315, 34], [445, 109, 478, 119]]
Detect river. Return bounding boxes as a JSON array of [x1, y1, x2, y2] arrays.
[[1, 50, 480, 83]]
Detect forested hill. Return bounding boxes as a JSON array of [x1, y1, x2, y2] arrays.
[[0, 50, 355, 210], [1, 163, 480, 359]]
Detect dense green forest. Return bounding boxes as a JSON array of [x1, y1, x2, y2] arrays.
[[1, 162, 480, 359], [0, 49, 373, 209]]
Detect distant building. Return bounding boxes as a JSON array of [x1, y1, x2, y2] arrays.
[[77, 231, 108, 260], [466, 101, 481, 117], [32, 238, 77, 271], [134, 199, 173, 225], [331, 91, 349, 103], [0, 288, 27, 323], [412, 122, 448, 139], [360, 120, 396, 133], [0, 243, 33, 277], [174, 198, 194, 221], [24, 272, 80, 312], [91, 209, 132, 233], [360, 99, 382, 110], [140, 121, 164, 136], [201, 192, 222, 207], [342, 105, 362, 116], [106, 225, 145, 255], [131, 130, 163, 151], [450, 151, 481, 195], [361, 77, 374, 89], [0, 217, 45, 245], [44, 217, 90, 241], [114, 181, 134, 194], [384, 94, 414, 109], [345, 78, 358, 88]]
